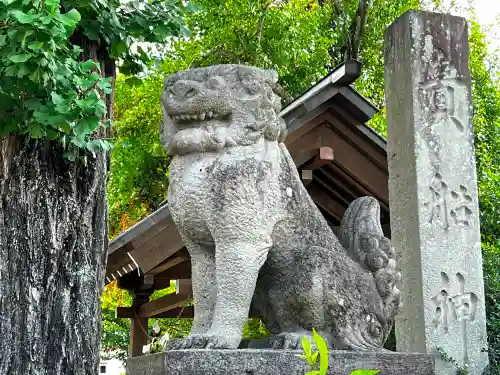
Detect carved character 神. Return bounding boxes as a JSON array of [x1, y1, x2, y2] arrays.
[[160, 64, 401, 350]]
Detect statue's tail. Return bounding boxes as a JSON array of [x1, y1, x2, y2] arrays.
[[339, 197, 402, 320]]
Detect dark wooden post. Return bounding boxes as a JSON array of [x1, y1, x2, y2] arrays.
[[129, 289, 153, 357]]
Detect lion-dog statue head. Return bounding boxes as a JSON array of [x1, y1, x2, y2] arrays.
[[160, 64, 287, 156]]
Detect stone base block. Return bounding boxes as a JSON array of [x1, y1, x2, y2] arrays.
[[126, 349, 435, 375]]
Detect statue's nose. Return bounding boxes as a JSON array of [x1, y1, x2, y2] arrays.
[[172, 80, 199, 99]]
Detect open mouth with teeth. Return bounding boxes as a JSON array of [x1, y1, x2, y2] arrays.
[[170, 111, 225, 122]]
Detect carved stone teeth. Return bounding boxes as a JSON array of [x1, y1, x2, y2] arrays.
[[181, 115, 187, 120], [213, 113, 219, 118], [199, 113, 206, 120], [208, 111, 213, 118]]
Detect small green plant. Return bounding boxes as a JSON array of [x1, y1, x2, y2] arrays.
[[298, 329, 380, 375], [436, 347, 468, 375], [298, 329, 329, 375]]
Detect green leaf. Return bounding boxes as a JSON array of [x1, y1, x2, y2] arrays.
[[180, 25, 191, 37], [63, 150, 76, 161], [29, 124, 45, 138], [349, 371, 380, 375], [10, 10, 38, 24], [10, 54, 30, 63], [184, 2, 201, 13], [0, 121, 18, 136], [24, 99, 41, 110], [74, 116, 100, 135], [4, 65, 18, 77], [81, 71, 100, 90], [51, 92, 65, 105], [44, 0, 59, 12], [304, 371, 320, 375], [7, 29, 18, 39], [0, 35, 6, 47], [70, 135, 86, 149], [79, 59, 99, 72], [40, 15, 52, 24], [28, 41, 44, 50], [111, 40, 127, 58], [312, 329, 328, 375], [301, 336, 313, 357], [45, 126, 59, 140], [310, 352, 319, 368], [60, 9, 81, 25], [17, 63, 29, 78], [98, 139, 113, 151], [28, 69, 41, 83], [98, 77, 114, 94], [125, 76, 142, 87]]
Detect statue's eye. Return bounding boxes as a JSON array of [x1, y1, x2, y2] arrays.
[[369, 323, 382, 337]]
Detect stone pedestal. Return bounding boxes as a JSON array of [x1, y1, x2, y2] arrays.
[[126, 350, 435, 375], [385, 10, 489, 374]]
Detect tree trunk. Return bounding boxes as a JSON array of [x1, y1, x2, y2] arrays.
[[0, 136, 108, 375]]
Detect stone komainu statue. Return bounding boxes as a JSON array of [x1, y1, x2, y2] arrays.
[[159, 64, 401, 351]]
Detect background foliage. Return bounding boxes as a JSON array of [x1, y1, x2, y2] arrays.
[[103, 0, 500, 371], [0, 0, 196, 159]]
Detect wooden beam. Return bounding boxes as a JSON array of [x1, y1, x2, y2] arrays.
[[321, 124, 389, 204], [313, 170, 353, 207], [117, 306, 195, 319], [128, 224, 185, 274], [303, 147, 334, 171], [307, 183, 347, 221], [116, 305, 266, 320], [301, 169, 313, 186], [176, 279, 192, 295], [154, 259, 191, 282], [129, 291, 152, 357], [301, 146, 334, 187], [130, 316, 148, 357], [146, 254, 189, 276], [286, 124, 323, 167], [134, 292, 192, 319]]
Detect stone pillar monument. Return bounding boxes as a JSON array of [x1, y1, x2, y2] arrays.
[[385, 10, 489, 375]]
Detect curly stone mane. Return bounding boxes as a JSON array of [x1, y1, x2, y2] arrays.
[[160, 64, 287, 155]]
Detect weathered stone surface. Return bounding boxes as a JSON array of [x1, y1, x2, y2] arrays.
[[127, 350, 435, 375], [159, 64, 401, 351], [385, 10, 489, 374]]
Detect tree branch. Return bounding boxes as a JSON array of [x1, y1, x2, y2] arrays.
[[254, 0, 290, 63], [344, 0, 372, 61]]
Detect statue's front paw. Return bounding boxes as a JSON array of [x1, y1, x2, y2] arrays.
[[204, 332, 241, 349], [164, 331, 242, 350], [272, 332, 304, 350], [163, 334, 208, 350]]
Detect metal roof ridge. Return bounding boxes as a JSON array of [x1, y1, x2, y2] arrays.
[[279, 60, 362, 117], [108, 202, 171, 253]]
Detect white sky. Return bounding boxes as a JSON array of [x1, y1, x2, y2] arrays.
[[475, 0, 500, 49], [438, 0, 500, 50]]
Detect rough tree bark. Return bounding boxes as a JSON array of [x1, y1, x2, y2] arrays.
[[0, 30, 115, 374], [0, 137, 108, 375]]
